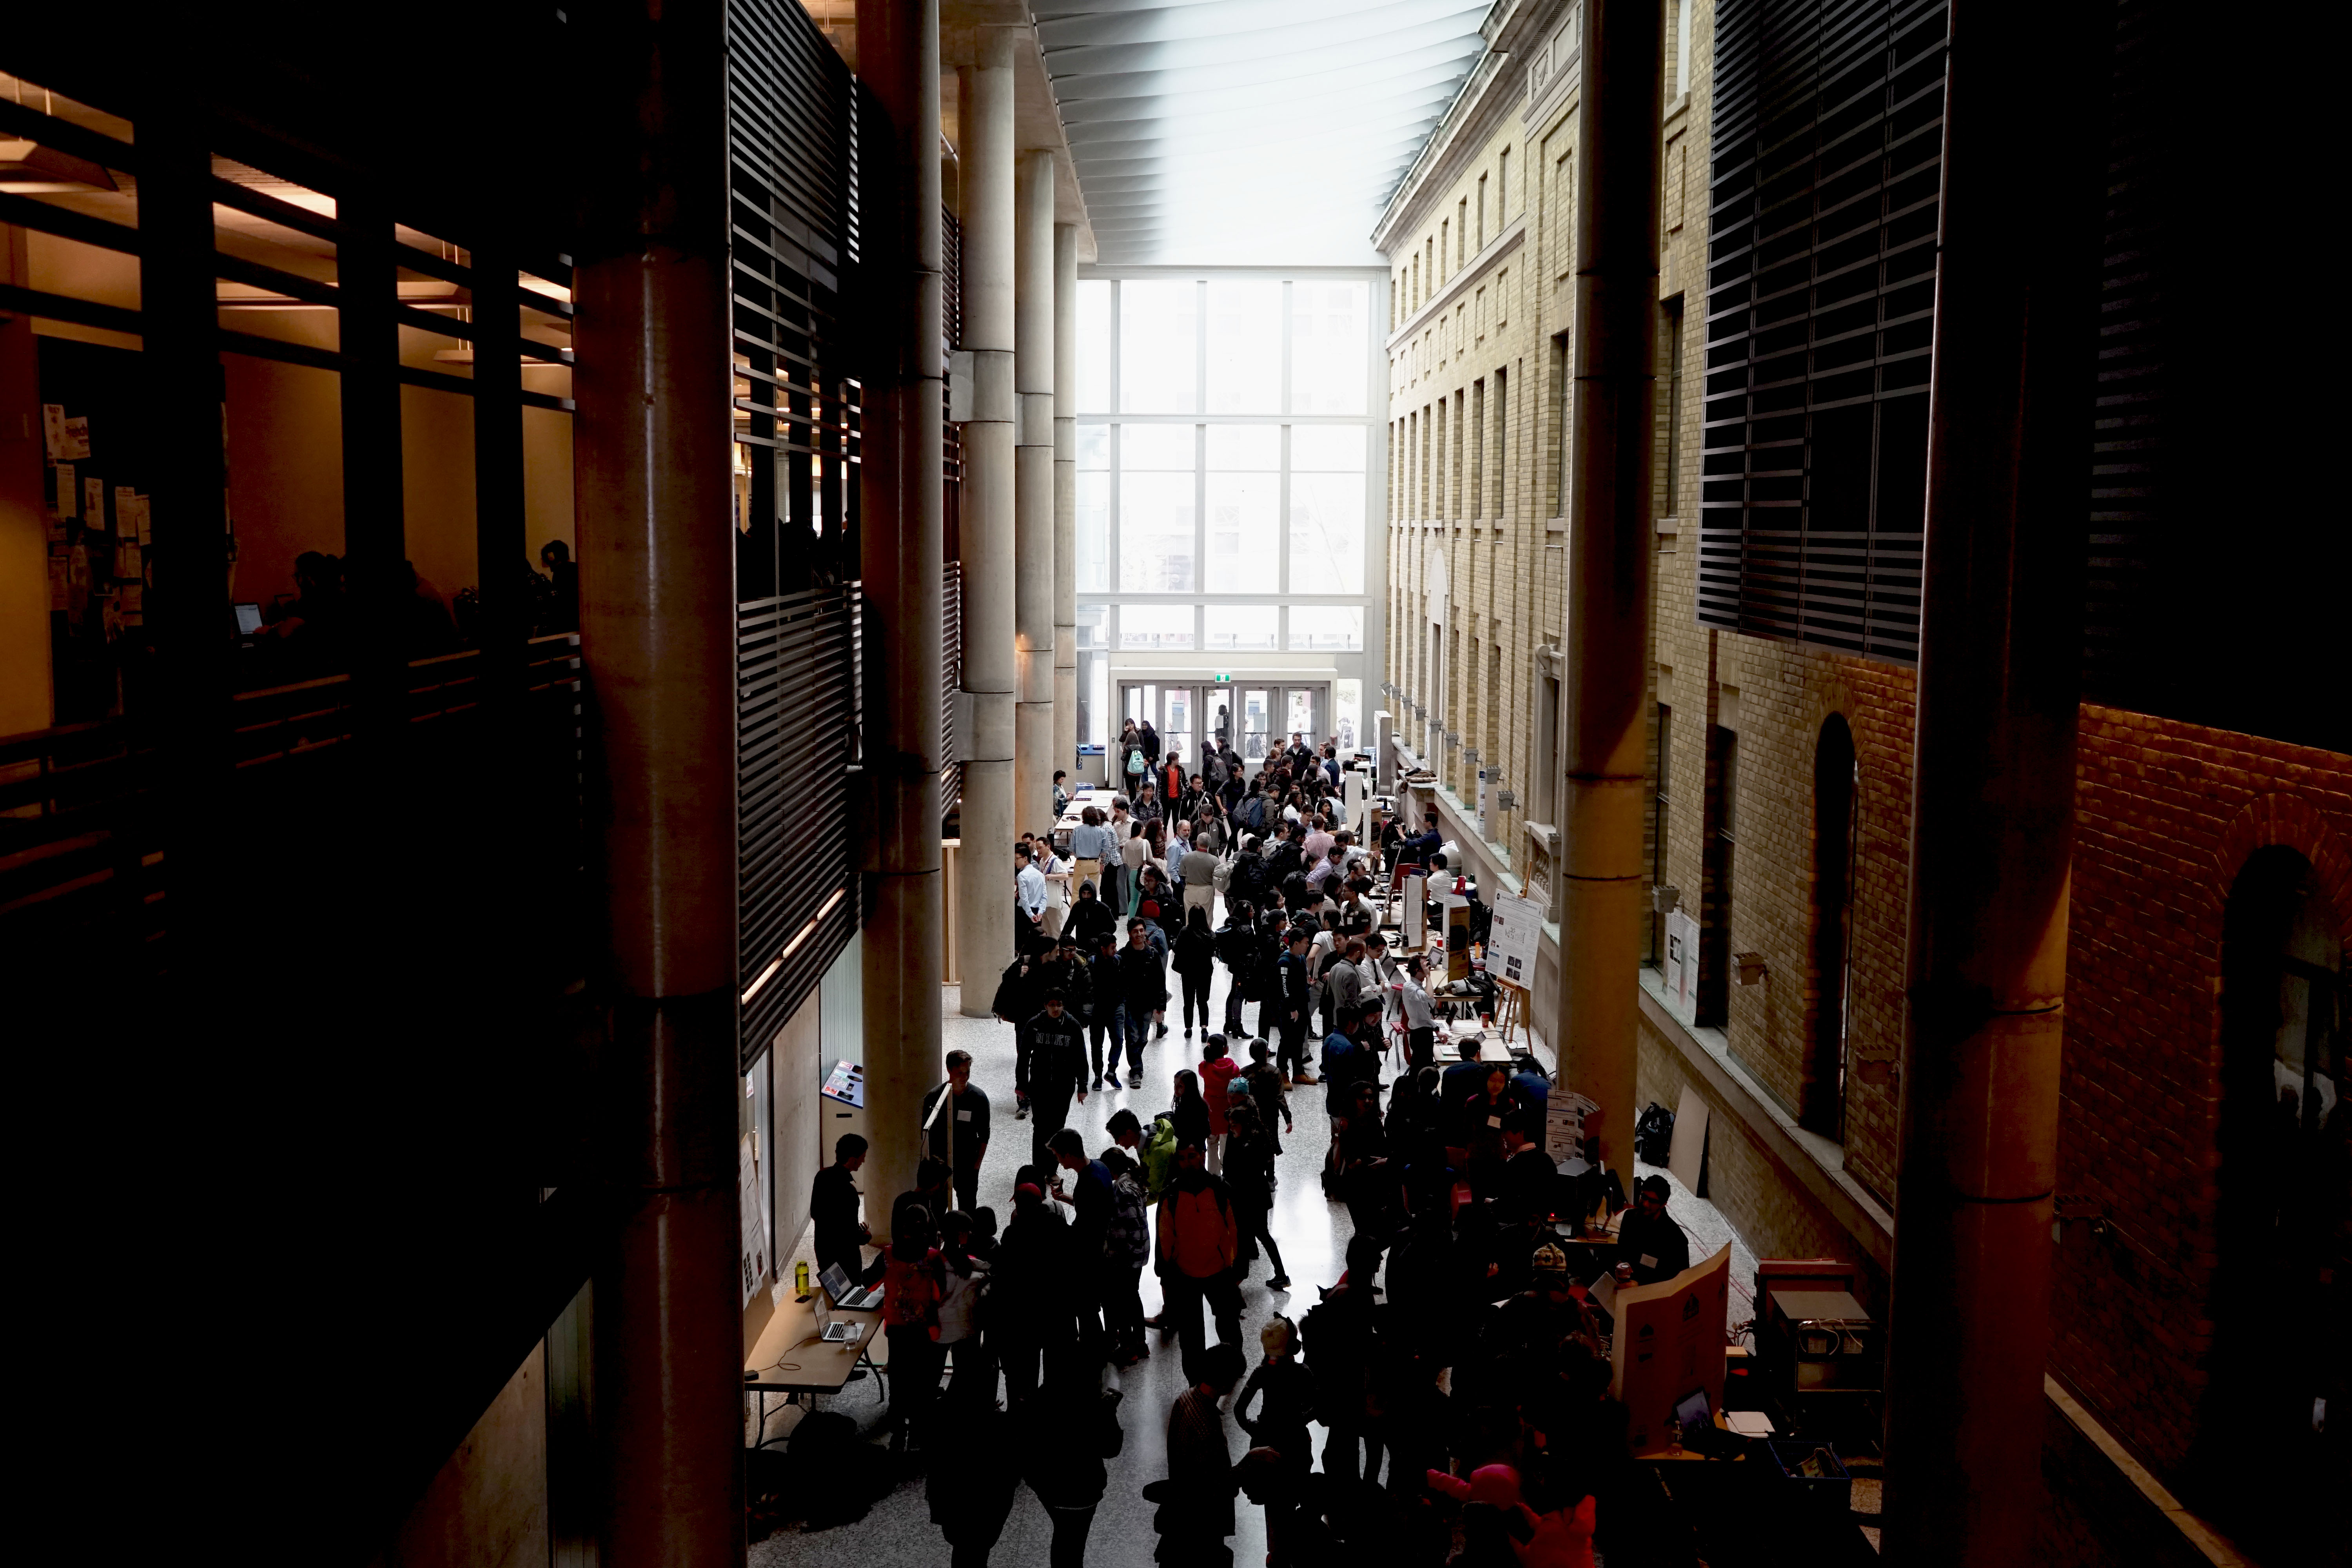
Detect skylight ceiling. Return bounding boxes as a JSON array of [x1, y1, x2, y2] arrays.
[[1036, 0, 1495, 266]]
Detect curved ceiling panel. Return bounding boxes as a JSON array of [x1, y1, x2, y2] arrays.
[[1037, 0, 1495, 264]]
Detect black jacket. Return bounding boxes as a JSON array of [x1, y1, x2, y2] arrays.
[[1118, 942, 1168, 1010], [1020, 1008, 1089, 1101], [1067, 895, 1117, 951], [810, 1163, 864, 1270]]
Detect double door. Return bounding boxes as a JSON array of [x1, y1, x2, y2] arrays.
[[1119, 682, 1325, 780]]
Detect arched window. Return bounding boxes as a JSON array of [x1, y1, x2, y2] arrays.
[[2195, 846, 2345, 1544], [1806, 715, 1858, 1138]]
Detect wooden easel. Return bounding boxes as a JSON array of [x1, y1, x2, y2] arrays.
[[1492, 978, 1528, 1046]]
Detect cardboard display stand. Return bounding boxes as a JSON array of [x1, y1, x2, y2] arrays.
[[1611, 1244, 1733, 1454]]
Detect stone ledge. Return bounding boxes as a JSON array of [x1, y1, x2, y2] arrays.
[[1635, 965, 1895, 1272]]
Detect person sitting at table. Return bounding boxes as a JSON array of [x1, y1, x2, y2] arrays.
[[1612, 1175, 1691, 1287]]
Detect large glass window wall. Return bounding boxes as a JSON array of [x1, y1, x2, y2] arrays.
[[1073, 271, 1380, 750]]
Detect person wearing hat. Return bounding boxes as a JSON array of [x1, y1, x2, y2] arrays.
[[1615, 1174, 1691, 1286]]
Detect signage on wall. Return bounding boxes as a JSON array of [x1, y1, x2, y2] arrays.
[[1212, 671, 1232, 683]]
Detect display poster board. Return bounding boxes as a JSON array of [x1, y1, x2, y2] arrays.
[[1546, 1089, 1598, 1163], [1402, 872, 1426, 949], [1611, 1244, 1733, 1454], [1486, 893, 1542, 989], [738, 1133, 770, 1308], [1444, 897, 1473, 982]]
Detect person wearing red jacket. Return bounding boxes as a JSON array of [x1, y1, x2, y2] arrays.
[[1154, 1140, 1241, 1377], [1198, 1032, 1243, 1173]]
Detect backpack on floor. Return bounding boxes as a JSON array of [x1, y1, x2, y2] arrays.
[[1633, 1101, 1675, 1166]]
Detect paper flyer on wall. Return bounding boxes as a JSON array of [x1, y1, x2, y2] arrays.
[[53, 463, 76, 519], [84, 478, 104, 527], [738, 1133, 769, 1308]]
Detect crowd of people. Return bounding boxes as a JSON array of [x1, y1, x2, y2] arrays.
[[804, 747, 1692, 1568]]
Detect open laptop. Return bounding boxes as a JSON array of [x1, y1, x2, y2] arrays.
[[818, 1260, 884, 1312]]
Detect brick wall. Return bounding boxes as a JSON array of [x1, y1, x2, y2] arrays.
[[2050, 706, 2352, 1483]]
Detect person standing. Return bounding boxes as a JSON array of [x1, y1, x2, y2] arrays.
[[1242, 1038, 1292, 1158], [809, 1132, 872, 1280], [1085, 929, 1124, 1088], [1020, 1374, 1119, 1568], [1100, 1146, 1153, 1366], [993, 1181, 1069, 1408], [926, 1372, 1021, 1567], [1154, 1140, 1241, 1373], [1068, 806, 1114, 911], [1021, 993, 1090, 1167], [1180, 830, 1221, 924], [1235, 1316, 1315, 1475], [1015, 842, 1049, 956], [1223, 1098, 1289, 1289], [878, 1206, 947, 1455], [1046, 1125, 1114, 1360], [1173, 906, 1217, 1040], [1116, 917, 1167, 1089], [1151, 1342, 1245, 1562], [1396, 953, 1438, 1071], [921, 1051, 991, 1216], [1214, 899, 1259, 1037], [1199, 1031, 1242, 1173], [1277, 927, 1316, 1085]]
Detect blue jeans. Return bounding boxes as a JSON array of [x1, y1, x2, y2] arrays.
[[1120, 1006, 1151, 1073]]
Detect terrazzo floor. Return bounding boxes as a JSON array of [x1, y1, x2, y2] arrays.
[[746, 927, 1758, 1568]]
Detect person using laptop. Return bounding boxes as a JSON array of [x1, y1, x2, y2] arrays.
[[1614, 1174, 1691, 1286], [810, 1132, 872, 1281]]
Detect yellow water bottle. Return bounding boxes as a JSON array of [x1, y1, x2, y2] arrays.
[[795, 1260, 810, 1297]]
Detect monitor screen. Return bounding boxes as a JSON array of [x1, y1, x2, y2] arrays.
[[817, 1261, 855, 1302], [234, 603, 263, 635], [1673, 1388, 1711, 1432]]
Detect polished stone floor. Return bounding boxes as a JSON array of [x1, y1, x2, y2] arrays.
[[748, 940, 1756, 1568]]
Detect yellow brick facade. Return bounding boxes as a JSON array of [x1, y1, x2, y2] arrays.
[[1376, 0, 1911, 1217]]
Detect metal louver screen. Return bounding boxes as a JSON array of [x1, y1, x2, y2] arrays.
[[738, 589, 861, 1067], [731, 0, 862, 602], [730, 0, 865, 1062], [1698, 0, 1947, 664]]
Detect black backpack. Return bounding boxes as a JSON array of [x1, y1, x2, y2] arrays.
[[1633, 1101, 1675, 1165]]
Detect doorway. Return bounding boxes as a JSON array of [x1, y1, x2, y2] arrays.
[[1120, 680, 1330, 777]]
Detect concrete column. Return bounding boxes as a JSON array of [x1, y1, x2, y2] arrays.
[[571, 0, 742, 1559], [856, 0, 946, 1222], [1881, 2, 2104, 1560], [956, 30, 1016, 1011], [1014, 150, 1058, 837], [1551, 0, 1662, 1195], [1053, 223, 1079, 792]]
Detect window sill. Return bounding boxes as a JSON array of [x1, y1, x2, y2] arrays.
[[1634, 965, 1894, 1271]]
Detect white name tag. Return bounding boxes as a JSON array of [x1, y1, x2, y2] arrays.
[[1640, 1253, 1659, 1270], [956, 1109, 973, 1122], [1487, 1114, 1503, 1128]]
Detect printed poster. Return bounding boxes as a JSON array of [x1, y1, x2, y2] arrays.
[[1486, 893, 1542, 989], [53, 463, 76, 519]]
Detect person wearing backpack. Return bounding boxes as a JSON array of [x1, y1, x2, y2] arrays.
[[1154, 1139, 1241, 1371], [1100, 1146, 1153, 1366]]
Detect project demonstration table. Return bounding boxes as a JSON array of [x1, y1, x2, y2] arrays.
[[742, 1292, 889, 1446]]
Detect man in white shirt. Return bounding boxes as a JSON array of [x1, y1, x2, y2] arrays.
[[1015, 842, 1049, 954], [1394, 954, 1437, 1069], [1035, 839, 1070, 940]]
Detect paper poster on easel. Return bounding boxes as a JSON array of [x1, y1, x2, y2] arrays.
[[1486, 893, 1541, 989], [1610, 1243, 1733, 1454], [1401, 872, 1426, 950]]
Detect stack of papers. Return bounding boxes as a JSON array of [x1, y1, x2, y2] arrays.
[[1726, 1411, 1776, 1437]]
